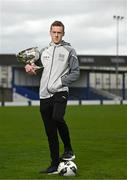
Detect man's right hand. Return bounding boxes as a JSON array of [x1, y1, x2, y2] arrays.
[[25, 64, 37, 75]]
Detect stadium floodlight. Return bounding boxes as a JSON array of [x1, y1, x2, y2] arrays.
[[113, 15, 124, 94]]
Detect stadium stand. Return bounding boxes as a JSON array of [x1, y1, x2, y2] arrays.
[[0, 54, 127, 102]]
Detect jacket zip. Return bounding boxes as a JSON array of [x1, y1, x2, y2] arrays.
[[47, 46, 56, 94]]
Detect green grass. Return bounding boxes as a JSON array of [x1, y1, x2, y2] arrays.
[[0, 105, 127, 179]]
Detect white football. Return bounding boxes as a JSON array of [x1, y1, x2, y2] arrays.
[[57, 161, 77, 176]]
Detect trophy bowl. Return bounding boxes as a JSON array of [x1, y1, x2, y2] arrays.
[[17, 47, 43, 72]]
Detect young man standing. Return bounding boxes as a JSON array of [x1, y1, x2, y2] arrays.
[[25, 21, 80, 174]]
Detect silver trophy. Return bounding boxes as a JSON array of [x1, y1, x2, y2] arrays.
[[17, 47, 43, 72]]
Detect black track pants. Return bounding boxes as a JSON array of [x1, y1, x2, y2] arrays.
[[40, 91, 72, 166]]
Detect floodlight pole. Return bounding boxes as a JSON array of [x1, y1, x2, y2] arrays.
[[113, 15, 124, 94]]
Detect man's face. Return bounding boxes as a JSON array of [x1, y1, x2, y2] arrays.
[[50, 26, 64, 44]]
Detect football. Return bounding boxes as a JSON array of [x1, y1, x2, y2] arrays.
[[57, 161, 77, 176]]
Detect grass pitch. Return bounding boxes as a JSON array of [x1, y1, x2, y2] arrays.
[[0, 105, 127, 179]]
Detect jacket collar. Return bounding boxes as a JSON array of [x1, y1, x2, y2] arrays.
[[49, 40, 71, 47]]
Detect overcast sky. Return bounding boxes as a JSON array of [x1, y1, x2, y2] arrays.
[[0, 0, 127, 55]]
